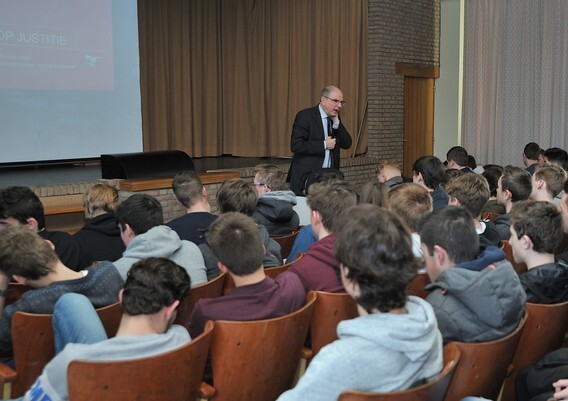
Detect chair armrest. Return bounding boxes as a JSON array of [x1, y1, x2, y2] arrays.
[[197, 381, 216, 400], [0, 363, 17, 383]]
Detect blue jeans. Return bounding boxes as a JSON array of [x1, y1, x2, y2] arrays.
[[53, 293, 108, 354]]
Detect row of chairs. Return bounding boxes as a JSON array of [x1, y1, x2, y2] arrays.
[[4, 268, 568, 400], [407, 272, 568, 401]]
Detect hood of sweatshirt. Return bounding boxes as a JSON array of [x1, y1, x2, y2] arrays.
[[81, 213, 121, 236], [337, 296, 442, 364]]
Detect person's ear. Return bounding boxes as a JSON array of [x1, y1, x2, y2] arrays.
[[12, 275, 27, 285], [25, 217, 39, 231], [218, 261, 228, 274], [433, 245, 448, 267], [164, 300, 180, 321]]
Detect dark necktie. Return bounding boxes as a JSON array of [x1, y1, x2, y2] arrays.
[[327, 117, 334, 167]]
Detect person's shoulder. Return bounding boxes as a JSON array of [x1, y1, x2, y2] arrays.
[[295, 105, 319, 119]]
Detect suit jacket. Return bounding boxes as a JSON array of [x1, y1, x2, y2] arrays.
[[288, 105, 352, 194]]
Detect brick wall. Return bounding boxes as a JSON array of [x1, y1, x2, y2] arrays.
[[367, 0, 440, 165]]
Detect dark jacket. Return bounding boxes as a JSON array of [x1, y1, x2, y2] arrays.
[[430, 187, 449, 210], [426, 246, 526, 343], [288, 105, 352, 195], [252, 191, 300, 236], [519, 263, 568, 304], [493, 213, 511, 241], [73, 213, 125, 262]]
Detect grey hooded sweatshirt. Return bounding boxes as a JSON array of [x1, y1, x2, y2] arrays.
[[277, 296, 443, 401], [114, 225, 207, 286]]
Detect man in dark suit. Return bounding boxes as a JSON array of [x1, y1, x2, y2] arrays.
[[288, 86, 352, 195]]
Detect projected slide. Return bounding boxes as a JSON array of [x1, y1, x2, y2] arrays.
[[0, 0, 114, 90], [0, 0, 142, 164]]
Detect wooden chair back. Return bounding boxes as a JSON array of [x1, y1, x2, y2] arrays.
[[175, 273, 226, 328], [407, 272, 431, 299], [338, 343, 461, 401], [67, 321, 214, 401], [310, 291, 358, 358], [481, 212, 501, 222], [96, 301, 122, 338], [224, 255, 304, 295], [0, 302, 123, 398], [500, 301, 568, 401], [442, 313, 527, 401], [272, 229, 300, 260], [501, 240, 528, 274], [201, 292, 317, 401], [264, 254, 304, 279], [5, 283, 32, 307]]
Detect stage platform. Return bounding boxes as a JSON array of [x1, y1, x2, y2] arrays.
[[0, 157, 291, 188]]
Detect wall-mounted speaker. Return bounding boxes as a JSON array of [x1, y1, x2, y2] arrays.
[[101, 150, 195, 179]]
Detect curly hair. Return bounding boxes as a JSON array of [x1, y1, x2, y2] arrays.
[[334, 205, 419, 313], [122, 257, 191, 316]]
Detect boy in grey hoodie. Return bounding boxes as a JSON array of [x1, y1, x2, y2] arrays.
[[278, 205, 443, 401]]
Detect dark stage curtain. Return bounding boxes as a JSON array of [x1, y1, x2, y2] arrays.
[[138, 0, 368, 158]]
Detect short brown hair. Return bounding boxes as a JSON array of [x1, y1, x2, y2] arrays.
[[208, 212, 264, 276], [335, 205, 419, 313], [534, 164, 567, 198], [446, 146, 469, 166], [217, 179, 257, 216], [0, 227, 56, 279], [172, 170, 203, 208], [387, 183, 433, 232], [445, 173, 490, 217], [83, 184, 119, 219], [307, 180, 357, 232], [359, 181, 388, 207], [509, 200, 563, 254], [500, 166, 532, 201], [254, 164, 287, 191]]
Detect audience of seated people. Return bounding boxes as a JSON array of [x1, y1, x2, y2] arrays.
[[481, 164, 506, 215], [530, 164, 566, 204], [508, 200, 568, 303], [419, 206, 526, 343], [386, 183, 433, 262], [446, 145, 474, 173], [15, 257, 191, 401], [444, 172, 502, 251], [287, 179, 357, 293], [252, 164, 300, 236], [494, 165, 533, 240], [0, 186, 91, 271], [198, 179, 283, 279], [11, 143, 568, 400], [376, 161, 403, 188], [278, 204, 443, 401], [73, 183, 125, 262], [0, 226, 123, 355], [523, 142, 542, 175], [412, 155, 449, 209], [114, 193, 207, 286], [189, 212, 306, 338], [167, 170, 217, 245]]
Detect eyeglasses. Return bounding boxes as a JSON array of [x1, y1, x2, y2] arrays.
[[253, 182, 270, 189], [324, 96, 347, 107]]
